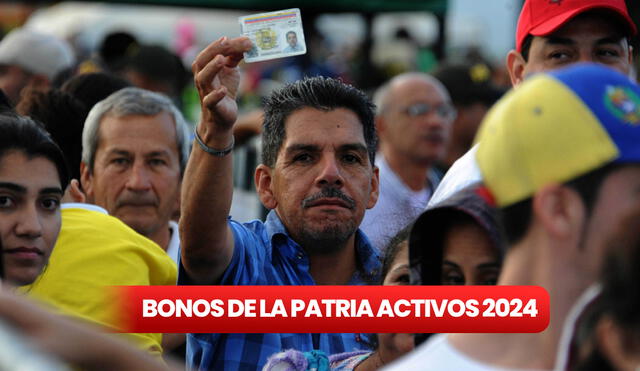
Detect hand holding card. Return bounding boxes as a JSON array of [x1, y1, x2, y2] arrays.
[[192, 36, 252, 134]]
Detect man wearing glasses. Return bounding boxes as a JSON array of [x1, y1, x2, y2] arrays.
[[361, 72, 455, 252]]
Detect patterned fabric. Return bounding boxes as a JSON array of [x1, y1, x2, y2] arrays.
[[262, 349, 370, 371], [179, 211, 381, 371], [329, 350, 371, 370]]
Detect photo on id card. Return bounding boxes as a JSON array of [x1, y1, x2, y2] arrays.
[[239, 8, 306, 63]]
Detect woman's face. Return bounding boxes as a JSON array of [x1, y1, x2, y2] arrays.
[[0, 151, 62, 286], [378, 241, 414, 363], [441, 221, 500, 285]]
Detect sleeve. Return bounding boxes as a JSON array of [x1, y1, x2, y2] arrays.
[[178, 219, 269, 286]]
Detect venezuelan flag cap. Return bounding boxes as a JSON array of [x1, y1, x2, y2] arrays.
[[475, 63, 640, 208]]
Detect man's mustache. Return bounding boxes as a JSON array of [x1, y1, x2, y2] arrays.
[[302, 187, 356, 210], [115, 193, 158, 208]]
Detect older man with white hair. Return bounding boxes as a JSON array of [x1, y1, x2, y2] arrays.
[[80, 87, 190, 262]]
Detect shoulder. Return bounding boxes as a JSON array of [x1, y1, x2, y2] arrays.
[[59, 207, 176, 279], [229, 218, 271, 248]]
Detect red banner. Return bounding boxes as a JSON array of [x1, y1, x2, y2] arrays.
[[115, 285, 549, 333]]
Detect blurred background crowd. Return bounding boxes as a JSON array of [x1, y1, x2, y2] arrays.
[[0, 1, 638, 370], [0, 0, 559, 221]]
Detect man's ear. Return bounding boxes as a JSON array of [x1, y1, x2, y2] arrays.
[[367, 165, 380, 209], [255, 164, 277, 210], [68, 179, 86, 203], [531, 184, 585, 241], [506, 50, 526, 87], [80, 162, 95, 202]]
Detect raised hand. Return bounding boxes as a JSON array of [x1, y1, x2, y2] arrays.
[[192, 36, 253, 133]]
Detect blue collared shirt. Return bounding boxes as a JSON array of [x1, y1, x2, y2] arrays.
[[179, 211, 381, 371]]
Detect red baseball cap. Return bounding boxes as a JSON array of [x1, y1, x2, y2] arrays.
[[516, 0, 638, 52]]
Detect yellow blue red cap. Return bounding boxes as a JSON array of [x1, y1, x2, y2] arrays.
[[476, 63, 640, 207]]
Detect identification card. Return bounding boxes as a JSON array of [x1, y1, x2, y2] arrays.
[[239, 8, 306, 63]]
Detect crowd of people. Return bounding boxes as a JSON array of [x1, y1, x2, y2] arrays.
[[0, 0, 638, 370]]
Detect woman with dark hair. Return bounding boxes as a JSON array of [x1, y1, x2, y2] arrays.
[[409, 184, 504, 346], [409, 183, 503, 287], [0, 113, 68, 286]]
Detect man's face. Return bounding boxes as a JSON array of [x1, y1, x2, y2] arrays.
[[379, 78, 454, 166], [287, 32, 297, 48], [579, 165, 640, 282], [82, 112, 181, 239], [509, 13, 632, 85], [0, 151, 62, 286], [262, 107, 379, 253], [0, 64, 33, 105]]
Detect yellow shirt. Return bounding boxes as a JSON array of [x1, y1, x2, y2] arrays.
[[22, 204, 177, 356]]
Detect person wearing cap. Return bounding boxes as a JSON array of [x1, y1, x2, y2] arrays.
[[428, 0, 637, 207], [0, 28, 75, 105], [507, 0, 636, 85], [360, 72, 455, 252], [433, 63, 505, 169], [408, 183, 504, 347], [386, 63, 640, 370]]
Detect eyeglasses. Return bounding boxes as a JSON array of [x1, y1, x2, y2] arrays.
[[403, 102, 457, 120]]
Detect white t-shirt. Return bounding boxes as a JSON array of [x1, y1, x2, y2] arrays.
[[167, 220, 180, 264], [384, 334, 519, 371], [360, 156, 432, 252]]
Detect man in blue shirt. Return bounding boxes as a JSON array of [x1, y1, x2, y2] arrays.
[[180, 36, 381, 370]]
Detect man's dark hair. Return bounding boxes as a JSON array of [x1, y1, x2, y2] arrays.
[[124, 45, 189, 103], [500, 163, 621, 246], [261, 76, 377, 168], [61, 72, 131, 111], [0, 113, 69, 191], [520, 35, 534, 62]]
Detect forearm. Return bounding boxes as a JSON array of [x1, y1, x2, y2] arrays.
[[180, 126, 235, 284], [179, 35, 252, 284]]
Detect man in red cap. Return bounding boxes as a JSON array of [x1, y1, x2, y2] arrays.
[[430, 0, 637, 205], [507, 0, 637, 85]]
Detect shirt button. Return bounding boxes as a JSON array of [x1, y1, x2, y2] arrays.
[[355, 334, 361, 342], [296, 253, 304, 260]]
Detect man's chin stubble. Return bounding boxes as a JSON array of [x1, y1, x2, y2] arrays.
[[296, 221, 357, 255]]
